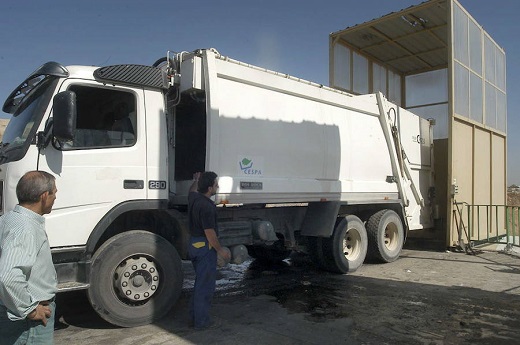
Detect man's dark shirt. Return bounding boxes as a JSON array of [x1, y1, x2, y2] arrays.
[[188, 191, 218, 237]]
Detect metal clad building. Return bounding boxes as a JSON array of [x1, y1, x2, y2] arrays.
[[329, 0, 507, 247]]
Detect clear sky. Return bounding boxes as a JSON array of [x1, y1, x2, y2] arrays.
[[1, 0, 518, 183]]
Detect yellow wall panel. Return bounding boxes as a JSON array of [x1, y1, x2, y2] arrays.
[[452, 120, 473, 204], [474, 128, 491, 203], [450, 120, 473, 244], [472, 128, 491, 240], [492, 134, 506, 205], [492, 134, 506, 237]]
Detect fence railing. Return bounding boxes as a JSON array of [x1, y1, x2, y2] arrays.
[[453, 202, 520, 250]]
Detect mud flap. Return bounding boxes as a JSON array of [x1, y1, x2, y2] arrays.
[[300, 201, 341, 237]]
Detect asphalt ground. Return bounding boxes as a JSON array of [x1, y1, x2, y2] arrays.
[[53, 249, 520, 345]]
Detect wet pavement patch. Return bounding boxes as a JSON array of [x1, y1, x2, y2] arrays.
[[268, 284, 349, 322]]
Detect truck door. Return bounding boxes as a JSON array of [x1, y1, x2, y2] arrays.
[[41, 81, 147, 247]]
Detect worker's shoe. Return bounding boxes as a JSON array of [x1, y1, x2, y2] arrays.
[[194, 319, 221, 330]]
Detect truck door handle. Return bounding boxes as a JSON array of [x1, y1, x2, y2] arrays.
[[124, 180, 144, 189]]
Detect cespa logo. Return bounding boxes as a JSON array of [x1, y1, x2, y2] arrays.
[[239, 157, 263, 175]]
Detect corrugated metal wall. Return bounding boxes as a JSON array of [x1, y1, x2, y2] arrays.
[[330, 0, 507, 247], [448, 0, 507, 246]]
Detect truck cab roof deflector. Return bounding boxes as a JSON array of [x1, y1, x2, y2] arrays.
[[94, 64, 169, 90]]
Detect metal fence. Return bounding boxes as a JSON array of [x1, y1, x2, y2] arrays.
[[453, 202, 520, 250]]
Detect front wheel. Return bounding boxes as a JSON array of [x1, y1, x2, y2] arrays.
[[87, 231, 183, 327]]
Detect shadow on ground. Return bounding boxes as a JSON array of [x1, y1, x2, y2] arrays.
[[55, 251, 520, 344]]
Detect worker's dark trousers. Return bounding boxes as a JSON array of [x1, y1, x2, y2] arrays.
[[188, 236, 217, 328]]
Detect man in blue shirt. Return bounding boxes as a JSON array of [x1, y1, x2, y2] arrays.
[[188, 171, 230, 330], [0, 171, 58, 344]]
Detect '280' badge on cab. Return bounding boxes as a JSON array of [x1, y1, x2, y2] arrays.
[[149, 180, 167, 189]]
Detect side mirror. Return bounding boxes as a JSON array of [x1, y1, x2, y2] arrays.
[[53, 91, 76, 141]]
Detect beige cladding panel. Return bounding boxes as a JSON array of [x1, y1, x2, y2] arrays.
[[451, 120, 507, 244], [474, 128, 491, 205], [492, 134, 506, 205], [452, 120, 473, 204], [492, 134, 506, 237], [450, 120, 473, 245], [472, 128, 491, 240]]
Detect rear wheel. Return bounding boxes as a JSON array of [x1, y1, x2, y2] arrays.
[[87, 230, 183, 327], [366, 209, 404, 262], [320, 215, 368, 273]]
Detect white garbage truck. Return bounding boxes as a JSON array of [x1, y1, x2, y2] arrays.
[[0, 48, 435, 327]]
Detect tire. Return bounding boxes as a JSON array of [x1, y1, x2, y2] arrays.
[[321, 215, 368, 273], [87, 230, 183, 327], [366, 209, 404, 263]]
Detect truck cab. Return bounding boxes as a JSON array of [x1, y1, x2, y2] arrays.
[[1, 61, 185, 327]]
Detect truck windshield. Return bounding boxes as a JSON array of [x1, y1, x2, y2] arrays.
[[1, 77, 58, 161]]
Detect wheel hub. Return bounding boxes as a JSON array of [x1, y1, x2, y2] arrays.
[[343, 228, 361, 260], [384, 224, 399, 251], [115, 256, 159, 302]]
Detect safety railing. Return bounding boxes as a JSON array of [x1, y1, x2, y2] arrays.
[[453, 202, 520, 250]]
